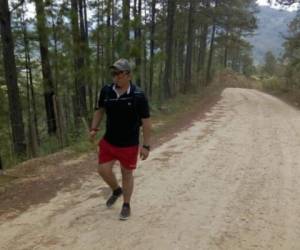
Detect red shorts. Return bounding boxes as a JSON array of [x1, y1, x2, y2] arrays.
[[98, 139, 139, 170]]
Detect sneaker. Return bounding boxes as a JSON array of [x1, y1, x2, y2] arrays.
[[119, 205, 131, 220], [106, 189, 122, 208]]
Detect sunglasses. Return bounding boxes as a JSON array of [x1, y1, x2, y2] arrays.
[[111, 71, 124, 77]]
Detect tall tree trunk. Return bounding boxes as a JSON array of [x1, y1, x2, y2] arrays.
[[232, 46, 241, 72], [0, 155, 3, 174], [224, 45, 228, 68], [149, 0, 156, 98], [197, 24, 208, 73], [173, 39, 178, 92], [78, 0, 88, 116], [183, 0, 195, 93], [50, 8, 58, 92], [177, 38, 185, 92], [71, 0, 87, 121], [105, 0, 112, 82], [83, 0, 88, 39], [82, 0, 93, 114], [29, 60, 39, 145], [122, 0, 130, 58], [34, 0, 57, 134], [158, 61, 164, 105], [142, 0, 148, 94], [22, 6, 39, 154], [25, 61, 38, 157], [134, 0, 142, 86], [197, 0, 210, 77], [224, 29, 229, 68], [95, 0, 102, 103], [206, 23, 216, 84], [111, 0, 115, 62], [71, 0, 80, 121], [163, 0, 176, 99], [0, 0, 26, 156], [206, 0, 219, 84], [143, 40, 148, 94]]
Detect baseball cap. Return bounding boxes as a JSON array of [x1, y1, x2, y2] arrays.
[[110, 58, 131, 72]]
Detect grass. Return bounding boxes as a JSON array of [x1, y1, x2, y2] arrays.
[[1, 74, 225, 173], [4, 70, 300, 174], [0, 174, 18, 188], [151, 87, 222, 134], [66, 73, 300, 156], [252, 75, 300, 109]]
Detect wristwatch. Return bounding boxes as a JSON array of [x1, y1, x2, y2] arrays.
[[142, 145, 151, 151]]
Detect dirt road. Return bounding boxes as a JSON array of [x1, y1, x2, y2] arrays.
[[1, 88, 300, 250]]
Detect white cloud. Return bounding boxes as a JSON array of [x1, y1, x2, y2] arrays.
[[256, 0, 299, 11]]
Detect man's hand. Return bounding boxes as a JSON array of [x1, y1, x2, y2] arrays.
[[89, 130, 97, 142], [140, 147, 150, 160]]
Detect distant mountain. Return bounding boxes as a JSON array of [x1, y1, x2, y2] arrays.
[[247, 6, 296, 64]]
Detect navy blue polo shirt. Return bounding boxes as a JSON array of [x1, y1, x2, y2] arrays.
[[95, 83, 150, 147]]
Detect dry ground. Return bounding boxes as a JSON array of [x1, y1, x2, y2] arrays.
[[1, 88, 300, 250]]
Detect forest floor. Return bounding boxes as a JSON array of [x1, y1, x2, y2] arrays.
[[1, 73, 300, 249], [0, 83, 221, 220]]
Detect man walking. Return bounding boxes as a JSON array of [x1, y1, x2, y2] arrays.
[[90, 58, 151, 220]]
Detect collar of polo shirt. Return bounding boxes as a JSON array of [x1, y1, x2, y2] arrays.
[[113, 83, 131, 98]]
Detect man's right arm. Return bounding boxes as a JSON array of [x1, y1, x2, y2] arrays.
[[89, 108, 104, 141]]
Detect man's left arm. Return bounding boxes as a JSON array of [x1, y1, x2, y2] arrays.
[[137, 91, 151, 160], [140, 118, 151, 160]]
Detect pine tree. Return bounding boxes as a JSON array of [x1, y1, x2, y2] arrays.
[[163, 0, 176, 98], [0, 0, 26, 156], [34, 0, 57, 135]]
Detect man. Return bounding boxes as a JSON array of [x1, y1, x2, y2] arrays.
[[90, 58, 151, 220]]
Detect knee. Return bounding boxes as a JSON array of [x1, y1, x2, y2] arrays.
[[121, 168, 133, 178], [98, 165, 109, 177]]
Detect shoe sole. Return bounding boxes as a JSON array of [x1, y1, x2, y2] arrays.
[[119, 216, 129, 221], [106, 203, 119, 209]]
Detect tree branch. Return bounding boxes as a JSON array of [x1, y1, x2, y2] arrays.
[[10, 0, 25, 13]]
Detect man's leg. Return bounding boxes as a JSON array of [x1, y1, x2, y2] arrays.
[[98, 161, 119, 190], [98, 161, 123, 208], [120, 166, 134, 204], [119, 166, 134, 220]]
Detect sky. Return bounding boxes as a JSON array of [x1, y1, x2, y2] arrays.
[[256, 0, 299, 11], [21, 0, 299, 21]]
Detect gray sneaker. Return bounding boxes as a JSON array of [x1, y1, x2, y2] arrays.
[[119, 205, 131, 220], [106, 189, 122, 208]]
